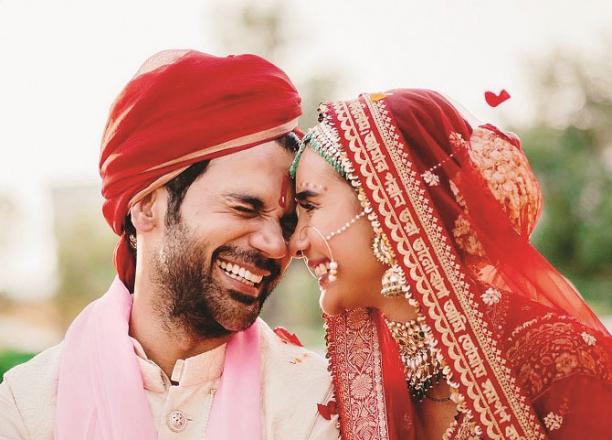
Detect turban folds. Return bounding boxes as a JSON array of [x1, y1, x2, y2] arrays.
[[100, 50, 301, 290]]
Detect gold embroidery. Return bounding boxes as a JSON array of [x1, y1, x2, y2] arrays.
[[422, 170, 440, 186], [507, 314, 611, 398], [581, 331, 597, 346], [398, 208, 419, 236], [449, 128, 542, 258], [383, 172, 407, 207], [333, 96, 547, 439], [444, 299, 467, 333], [481, 287, 502, 306], [443, 412, 481, 440], [543, 412, 563, 431], [325, 309, 389, 440]]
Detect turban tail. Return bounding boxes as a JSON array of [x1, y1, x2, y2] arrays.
[[99, 50, 301, 290]]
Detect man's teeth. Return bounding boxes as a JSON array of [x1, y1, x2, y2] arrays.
[[218, 260, 264, 286], [313, 261, 331, 278]]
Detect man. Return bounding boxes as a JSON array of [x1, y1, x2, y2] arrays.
[[0, 50, 338, 439]]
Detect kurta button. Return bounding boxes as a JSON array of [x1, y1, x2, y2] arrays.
[[167, 410, 188, 432]]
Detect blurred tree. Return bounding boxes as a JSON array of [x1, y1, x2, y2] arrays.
[[517, 48, 612, 313], [54, 214, 117, 327], [51, 185, 116, 328]]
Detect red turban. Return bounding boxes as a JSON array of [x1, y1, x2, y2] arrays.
[[100, 50, 302, 291]]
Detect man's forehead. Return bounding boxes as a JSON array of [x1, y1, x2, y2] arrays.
[[211, 168, 295, 209], [210, 140, 291, 167], [200, 143, 294, 206]]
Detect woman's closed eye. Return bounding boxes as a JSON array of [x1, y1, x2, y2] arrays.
[[296, 199, 318, 212]]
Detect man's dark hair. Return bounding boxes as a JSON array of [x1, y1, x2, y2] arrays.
[[123, 132, 300, 253]]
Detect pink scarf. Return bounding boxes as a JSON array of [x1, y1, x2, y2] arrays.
[[55, 276, 262, 439]]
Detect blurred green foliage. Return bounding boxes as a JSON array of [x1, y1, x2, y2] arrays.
[[54, 211, 118, 328], [516, 50, 612, 314], [0, 350, 35, 382]]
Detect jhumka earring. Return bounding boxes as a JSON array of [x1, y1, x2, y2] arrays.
[[369, 215, 411, 299], [381, 265, 410, 297]]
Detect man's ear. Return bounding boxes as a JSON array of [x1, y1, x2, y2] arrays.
[[130, 188, 165, 233]]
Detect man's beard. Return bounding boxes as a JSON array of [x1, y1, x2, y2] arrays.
[[151, 221, 281, 339]]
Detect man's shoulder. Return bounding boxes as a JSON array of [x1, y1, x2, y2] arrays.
[[3, 342, 63, 388], [1, 343, 63, 439]]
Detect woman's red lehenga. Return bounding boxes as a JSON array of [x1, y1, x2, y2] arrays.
[[319, 90, 612, 439]]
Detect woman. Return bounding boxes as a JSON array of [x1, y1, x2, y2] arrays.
[[290, 89, 612, 439]]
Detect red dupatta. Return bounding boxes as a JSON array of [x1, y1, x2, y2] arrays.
[[322, 90, 612, 439]]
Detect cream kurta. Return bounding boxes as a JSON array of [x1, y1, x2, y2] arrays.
[[0, 320, 339, 439]]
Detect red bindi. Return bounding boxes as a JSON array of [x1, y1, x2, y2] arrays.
[[279, 174, 289, 208]]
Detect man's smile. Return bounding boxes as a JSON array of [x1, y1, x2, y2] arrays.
[[214, 259, 269, 298]]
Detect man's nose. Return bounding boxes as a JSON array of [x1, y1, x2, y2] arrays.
[[249, 220, 288, 260]]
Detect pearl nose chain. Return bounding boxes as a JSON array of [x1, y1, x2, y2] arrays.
[[301, 210, 366, 283], [324, 210, 366, 241]]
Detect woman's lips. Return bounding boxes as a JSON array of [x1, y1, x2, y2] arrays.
[[304, 257, 334, 288]]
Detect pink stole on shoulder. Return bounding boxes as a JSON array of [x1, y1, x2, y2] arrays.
[[55, 276, 262, 440]]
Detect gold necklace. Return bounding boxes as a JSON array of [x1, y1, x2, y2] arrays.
[[384, 315, 446, 401]]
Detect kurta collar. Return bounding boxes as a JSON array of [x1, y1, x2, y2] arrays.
[[130, 337, 226, 392]]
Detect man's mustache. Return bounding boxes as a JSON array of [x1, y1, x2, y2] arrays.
[[212, 244, 281, 280]]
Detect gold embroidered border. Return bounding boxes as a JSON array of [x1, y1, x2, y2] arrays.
[[331, 96, 546, 439], [325, 309, 389, 440]]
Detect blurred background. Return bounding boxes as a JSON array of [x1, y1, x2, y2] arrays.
[[1, 0, 611, 376]]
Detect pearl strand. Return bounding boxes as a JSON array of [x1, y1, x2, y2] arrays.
[[324, 210, 366, 241]]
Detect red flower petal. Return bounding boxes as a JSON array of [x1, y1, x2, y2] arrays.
[[317, 403, 331, 420], [327, 400, 338, 414], [317, 400, 338, 420], [273, 326, 303, 347], [484, 89, 511, 107]]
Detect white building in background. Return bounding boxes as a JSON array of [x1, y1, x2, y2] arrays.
[[0, 180, 106, 351], [0, 183, 57, 301], [0, 179, 107, 302], [50, 182, 107, 238]]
